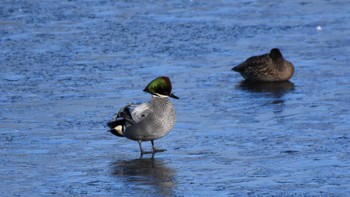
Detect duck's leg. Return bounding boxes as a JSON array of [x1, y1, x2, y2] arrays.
[[138, 140, 153, 155], [151, 140, 166, 153], [138, 140, 144, 155]]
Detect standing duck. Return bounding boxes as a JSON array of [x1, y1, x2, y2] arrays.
[[107, 76, 179, 155], [232, 48, 294, 82]]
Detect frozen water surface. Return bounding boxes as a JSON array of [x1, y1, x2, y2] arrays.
[[1, 0, 350, 196]]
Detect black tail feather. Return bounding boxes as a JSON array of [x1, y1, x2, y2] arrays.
[[107, 118, 125, 137], [107, 120, 120, 129], [232, 62, 245, 72]]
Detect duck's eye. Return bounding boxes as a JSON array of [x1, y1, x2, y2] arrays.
[[141, 114, 145, 117]]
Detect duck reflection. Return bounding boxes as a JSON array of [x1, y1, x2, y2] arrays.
[[111, 157, 175, 196], [237, 80, 295, 98], [236, 80, 295, 116]]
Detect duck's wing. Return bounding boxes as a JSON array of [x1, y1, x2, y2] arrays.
[[107, 102, 153, 137], [127, 102, 153, 124], [232, 53, 269, 72]]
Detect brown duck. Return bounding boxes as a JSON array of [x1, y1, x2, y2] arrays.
[[232, 48, 294, 82]]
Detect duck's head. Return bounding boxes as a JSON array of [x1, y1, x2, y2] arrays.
[[143, 76, 179, 99], [269, 48, 284, 60]]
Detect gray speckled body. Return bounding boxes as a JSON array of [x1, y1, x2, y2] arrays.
[[121, 97, 176, 142], [232, 49, 294, 82]]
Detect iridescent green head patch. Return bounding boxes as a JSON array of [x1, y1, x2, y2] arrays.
[[143, 76, 179, 99]]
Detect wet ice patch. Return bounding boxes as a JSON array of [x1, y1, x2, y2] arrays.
[[4, 74, 25, 81]]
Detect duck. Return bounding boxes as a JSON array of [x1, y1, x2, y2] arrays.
[[107, 76, 179, 155], [232, 48, 294, 82]]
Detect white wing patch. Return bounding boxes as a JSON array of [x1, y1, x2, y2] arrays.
[[129, 103, 153, 123]]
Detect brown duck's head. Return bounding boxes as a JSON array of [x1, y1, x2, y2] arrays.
[[269, 48, 284, 60]]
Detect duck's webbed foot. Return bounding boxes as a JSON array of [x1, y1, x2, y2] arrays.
[[138, 140, 166, 156], [151, 140, 166, 153]]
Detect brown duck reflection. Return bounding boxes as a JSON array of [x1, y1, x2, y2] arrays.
[[236, 80, 295, 115], [237, 80, 295, 97], [111, 157, 175, 196]]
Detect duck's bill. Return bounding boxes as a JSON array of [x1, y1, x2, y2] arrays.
[[170, 93, 179, 99]]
